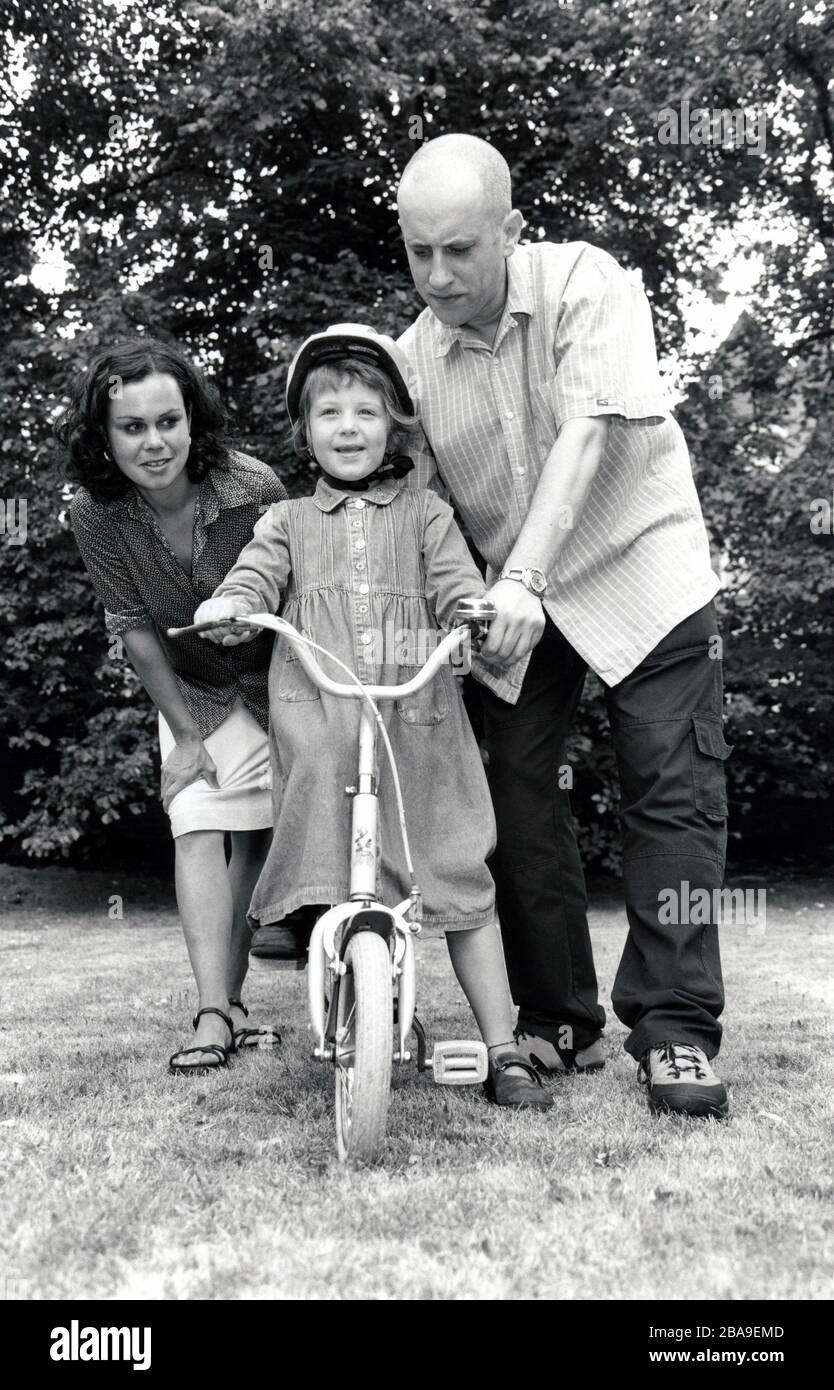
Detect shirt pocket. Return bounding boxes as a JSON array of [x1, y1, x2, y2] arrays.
[[273, 632, 321, 703], [396, 665, 449, 726]]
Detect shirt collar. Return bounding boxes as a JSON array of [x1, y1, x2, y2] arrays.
[[429, 245, 535, 357], [313, 475, 403, 512], [124, 454, 252, 527]]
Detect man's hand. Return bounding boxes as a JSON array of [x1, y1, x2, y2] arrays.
[[479, 579, 546, 665], [161, 735, 219, 811], [193, 597, 256, 645]]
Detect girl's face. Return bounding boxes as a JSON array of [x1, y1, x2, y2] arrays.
[[307, 376, 389, 482], [105, 372, 191, 495]]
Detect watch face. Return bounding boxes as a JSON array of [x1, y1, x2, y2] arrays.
[[527, 568, 547, 595]]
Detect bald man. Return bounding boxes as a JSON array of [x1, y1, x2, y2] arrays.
[[397, 133, 730, 1118]]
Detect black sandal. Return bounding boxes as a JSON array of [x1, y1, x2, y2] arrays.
[[168, 1006, 235, 1076], [228, 996, 282, 1051]]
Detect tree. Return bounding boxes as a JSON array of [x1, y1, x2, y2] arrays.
[[1, 0, 831, 865]]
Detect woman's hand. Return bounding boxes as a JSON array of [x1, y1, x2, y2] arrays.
[[161, 735, 219, 811], [193, 597, 257, 645]]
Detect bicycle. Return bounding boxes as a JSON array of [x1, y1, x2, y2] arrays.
[[170, 599, 497, 1164]]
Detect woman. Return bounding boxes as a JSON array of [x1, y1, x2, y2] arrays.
[[57, 338, 288, 1073]]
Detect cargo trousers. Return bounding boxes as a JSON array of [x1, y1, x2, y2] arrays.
[[479, 601, 731, 1061]]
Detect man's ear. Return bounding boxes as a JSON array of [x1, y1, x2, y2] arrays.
[[502, 208, 526, 258]]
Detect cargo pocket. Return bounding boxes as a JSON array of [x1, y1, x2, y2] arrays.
[[690, 715, 732, 819], [396, 665, 449, 726]]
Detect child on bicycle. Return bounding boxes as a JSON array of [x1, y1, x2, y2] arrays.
[[194, 324, 551, 1109]]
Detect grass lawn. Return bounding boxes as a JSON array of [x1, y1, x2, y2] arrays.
[[1, 862, 832, 1302]]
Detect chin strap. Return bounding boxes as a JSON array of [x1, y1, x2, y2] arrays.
[[319, 453, 415, 493]]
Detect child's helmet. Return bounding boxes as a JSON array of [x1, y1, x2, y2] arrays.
[[285, 322, 417, 427]]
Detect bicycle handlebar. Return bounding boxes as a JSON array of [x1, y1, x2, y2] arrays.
[[167, 613, 476, 700]]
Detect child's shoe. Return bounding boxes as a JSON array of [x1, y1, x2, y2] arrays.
[[249, 905, 321, 963], [484, 1049, 554, 1110]]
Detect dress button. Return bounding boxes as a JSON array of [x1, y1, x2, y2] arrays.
[[354, 538, 366, 550], [353, 499, 366, 509], [506, 411, 515, 420], [357, 604, 368, 614], [351, 519, 362, 529], [357, 582, 369, 594], [360, 631, 373, 644], [517, 466, 527, 475]]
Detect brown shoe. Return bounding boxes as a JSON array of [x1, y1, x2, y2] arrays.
[[514, 1031, 605, 1074]]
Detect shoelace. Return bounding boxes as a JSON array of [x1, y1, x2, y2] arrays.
[[640, 1042, 708, 1084]]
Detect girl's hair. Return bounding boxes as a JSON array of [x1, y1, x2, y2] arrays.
[[292, 360, 418, 460], [55, 338, 234, 502]]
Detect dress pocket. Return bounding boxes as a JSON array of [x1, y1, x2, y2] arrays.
[[396, 665, 449, 726], [274, 636, 321, 703], [690, 714, 732, 820]]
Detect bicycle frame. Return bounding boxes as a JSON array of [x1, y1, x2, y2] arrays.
[[170, 611, 481, 1067]]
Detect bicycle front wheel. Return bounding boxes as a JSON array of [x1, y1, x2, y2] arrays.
[[334, 931, 392, 1164]]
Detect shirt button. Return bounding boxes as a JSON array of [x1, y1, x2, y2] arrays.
[[506, 411, 515, 420], [352, 499, 366, 510], [357, 604, 368, 614], [354, 559, 365, 570], [351, 519, 362, 529], [357, 582, 369, 594], [354, 538, 366, 550], [360, 631, 373, 644]]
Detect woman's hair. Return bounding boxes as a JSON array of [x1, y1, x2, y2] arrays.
[[292, 360, 418, 460], [55, 338, 235, 501]]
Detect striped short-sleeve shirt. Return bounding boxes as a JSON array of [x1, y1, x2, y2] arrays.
[[398, 241, 719, 693]]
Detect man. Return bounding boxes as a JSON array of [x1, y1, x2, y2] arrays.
[[396, 133, 731, 1118]]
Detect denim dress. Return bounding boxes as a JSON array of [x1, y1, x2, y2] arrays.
[[212, 476, 498, 929]]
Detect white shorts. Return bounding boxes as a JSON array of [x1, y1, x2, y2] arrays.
[[158, 699, 272, 839]]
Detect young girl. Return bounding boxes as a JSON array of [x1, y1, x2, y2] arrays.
[[194, 324, 551, 1109]]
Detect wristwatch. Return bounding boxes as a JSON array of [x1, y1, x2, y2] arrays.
[[498, 566, 547, 597]]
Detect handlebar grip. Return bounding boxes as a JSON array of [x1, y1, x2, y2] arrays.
[[167, 618, 261, 638], [453, 600, 498, 625]]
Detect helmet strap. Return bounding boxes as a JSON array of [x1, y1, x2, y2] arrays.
[[317, 452, 415, 493]]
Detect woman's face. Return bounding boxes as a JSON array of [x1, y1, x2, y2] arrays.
[[307, 376, 389, 482], [105, 373, 191, 494]]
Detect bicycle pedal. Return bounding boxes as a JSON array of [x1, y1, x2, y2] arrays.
[[431, 1040, 488, 1085]]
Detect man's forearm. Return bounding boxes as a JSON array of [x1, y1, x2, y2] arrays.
[[505, 416, 609, 574], [122, 626, 201, 743]]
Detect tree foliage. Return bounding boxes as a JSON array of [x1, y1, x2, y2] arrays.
[[1, 0, 831, 866]]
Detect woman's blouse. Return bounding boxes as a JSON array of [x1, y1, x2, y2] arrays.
[[70, 452, 287, 737]]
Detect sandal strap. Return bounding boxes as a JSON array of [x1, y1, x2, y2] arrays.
[[191, 1006, 235, 1041], [490, 1050, 544, 1087], [227, 997, 249, 1017], [169, 1044, 228, 1067], [234, 1025, 282, 1047]]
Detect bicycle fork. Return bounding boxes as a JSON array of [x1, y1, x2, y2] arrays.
[[309, 706, 418, 1061]]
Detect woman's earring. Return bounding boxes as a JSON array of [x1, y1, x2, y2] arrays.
[[305, 446, 315, 461]]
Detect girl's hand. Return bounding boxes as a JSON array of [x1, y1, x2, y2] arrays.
[[161, 735, 219, 811], [193, 597, 256, 645]]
